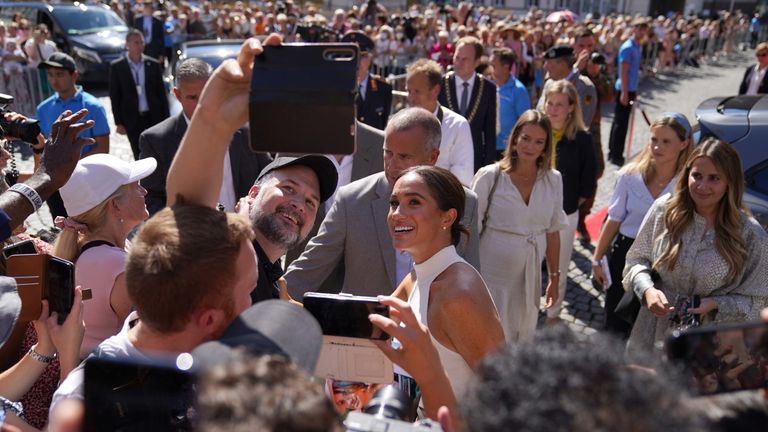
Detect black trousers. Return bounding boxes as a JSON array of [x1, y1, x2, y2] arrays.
[[604, 233, 635, 338], [608, 91, 637, 163], [127, 113, 156, 161]]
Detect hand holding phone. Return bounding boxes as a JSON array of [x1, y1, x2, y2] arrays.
[[303, 293, 389, 340]]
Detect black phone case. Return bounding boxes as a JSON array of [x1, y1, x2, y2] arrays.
[[47, 256, 74, 325], [3, 239, 37, 259], [303, 293, 389, 340], [249, 43, 359, 155]]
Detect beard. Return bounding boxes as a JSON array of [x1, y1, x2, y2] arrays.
[[250, 203, 305, 251]]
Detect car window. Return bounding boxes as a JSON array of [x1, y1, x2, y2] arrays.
[[51, 7, 127, 35]]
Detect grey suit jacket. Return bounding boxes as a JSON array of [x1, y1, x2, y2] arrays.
[[284, 121, 385, 267], [284, 172, 480, 298]]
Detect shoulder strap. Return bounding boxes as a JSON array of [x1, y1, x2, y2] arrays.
[[81, 240, 116, 254], [480, 164, 502, 238]]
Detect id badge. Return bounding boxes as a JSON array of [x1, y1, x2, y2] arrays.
[[136, 85, 142, 96]]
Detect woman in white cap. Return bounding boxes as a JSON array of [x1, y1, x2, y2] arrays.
[[51, 154, 156, 358]]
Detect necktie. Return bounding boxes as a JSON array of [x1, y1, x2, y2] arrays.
[[460, 81, 469, 115]]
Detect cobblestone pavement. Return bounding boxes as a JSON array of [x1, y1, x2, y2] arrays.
[[13, 49, 752, 335]]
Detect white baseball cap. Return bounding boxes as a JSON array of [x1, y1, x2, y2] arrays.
[[59, 154, 157, 217]]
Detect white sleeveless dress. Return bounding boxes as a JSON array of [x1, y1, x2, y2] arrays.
[[398, 245, 477, 398]]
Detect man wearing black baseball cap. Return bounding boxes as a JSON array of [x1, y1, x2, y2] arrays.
[[166, 34, 338, 304], [36, 52, 111, 218], [342, 30, 392, 130]]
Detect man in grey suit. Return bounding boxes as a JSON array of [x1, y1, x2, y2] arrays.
[[139, 58, 270, 215], [284, 107, 480, 298], [284, 120, 385, 268]]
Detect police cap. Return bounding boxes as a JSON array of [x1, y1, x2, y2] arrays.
[[544, 45, 574, 60], [341, 31, 374, 54]]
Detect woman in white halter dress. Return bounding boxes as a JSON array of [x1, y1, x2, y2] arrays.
[[387, 165, 504, 403]]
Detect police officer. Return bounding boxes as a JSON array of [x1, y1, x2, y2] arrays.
[[342, 31, 392, 130], [536, 45, 597, 130]]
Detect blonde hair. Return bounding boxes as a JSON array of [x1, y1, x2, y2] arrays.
[[51, 186, 128, 262], [499, 110, 554, 173], [654, 138, 747, 283], [542, 80, 585, 141], [622, 116, 692, 184]]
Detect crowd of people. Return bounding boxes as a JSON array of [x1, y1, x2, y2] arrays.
[[0, 1, 765, 431]]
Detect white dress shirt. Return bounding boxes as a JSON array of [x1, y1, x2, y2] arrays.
[[433, 105, 474, 186], [127, 55, 149, 113], [747, 65, 768, 95], [142, 16, 153, 44], [454, 73, 476, 112], [324, 154, 354, 213], [359, 76, 368, 101]]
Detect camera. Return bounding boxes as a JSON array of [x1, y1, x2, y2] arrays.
[[0, 93, 41, 144], [345, 385, 443, 432]]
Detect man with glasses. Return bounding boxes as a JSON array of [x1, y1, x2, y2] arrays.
[[739, 42, 768, 95], [343, 31, 392, 131]]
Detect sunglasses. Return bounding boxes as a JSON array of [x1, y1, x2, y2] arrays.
[[758, 52, 768, 57]]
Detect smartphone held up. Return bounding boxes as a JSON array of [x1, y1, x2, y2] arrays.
[[249, 43, 359, 155]]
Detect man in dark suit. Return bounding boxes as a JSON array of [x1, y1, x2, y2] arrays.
[[342, 31, 392, 130], [110, 29, 169, 160], [139, 58, 271, 215], [438, 36, 497, 171], [739, 42, 768, 95], [133, 1, 164, 61]]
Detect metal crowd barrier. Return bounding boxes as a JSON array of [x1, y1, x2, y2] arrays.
[[1, 66, 52, 117]]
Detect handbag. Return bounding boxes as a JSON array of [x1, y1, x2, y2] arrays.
[[479, 164, 502, 238]]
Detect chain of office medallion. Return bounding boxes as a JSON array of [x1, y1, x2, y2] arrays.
[[443, 73, 484, 123]]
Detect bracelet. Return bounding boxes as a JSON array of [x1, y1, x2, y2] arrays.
[[31, 145, 44, 154], [28, 345, 55, 364], [549, 271, 561, 277], [8, 183, 43, 211], [591, 259, 602, 266]]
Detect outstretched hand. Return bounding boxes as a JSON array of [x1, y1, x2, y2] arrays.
[[39, 109, 95, 189]]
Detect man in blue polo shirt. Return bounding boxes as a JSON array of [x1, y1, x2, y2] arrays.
[[37, 52, 110, 217], [607, 19, 649, 166], [490, 47, 530, 160]]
